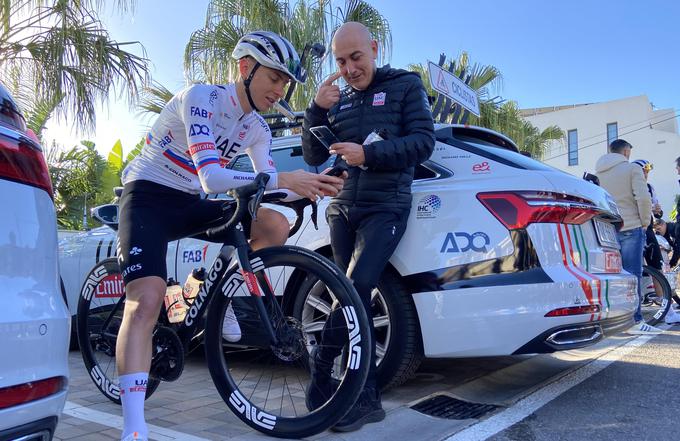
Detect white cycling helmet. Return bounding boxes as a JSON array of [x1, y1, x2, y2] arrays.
[[232, 31, 306, 112], [232, 31, 306, 84]]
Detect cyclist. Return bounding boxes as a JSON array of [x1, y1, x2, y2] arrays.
[[115, 31, 344, 441], [632, 160, 663, 270]]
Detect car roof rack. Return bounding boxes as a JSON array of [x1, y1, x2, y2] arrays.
[[261, 110, 304, 137]]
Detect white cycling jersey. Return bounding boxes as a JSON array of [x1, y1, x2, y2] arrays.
[[122, 83, 279, 194]]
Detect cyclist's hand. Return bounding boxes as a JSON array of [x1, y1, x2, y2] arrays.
[[278, 170, 344, 201], [314, 71, 342, 109]]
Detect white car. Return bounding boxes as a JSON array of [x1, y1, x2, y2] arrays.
[[0, 85, 70, 439], [59, 124, 636, 389]]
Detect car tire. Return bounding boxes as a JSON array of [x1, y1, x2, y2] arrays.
[[375, 269, 423, 390], [294, 266, 424, 390]]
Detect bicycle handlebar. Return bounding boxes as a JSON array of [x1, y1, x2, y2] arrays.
[[204, 173, 320, 241]]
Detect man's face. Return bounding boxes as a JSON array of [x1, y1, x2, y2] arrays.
[[655, 223, 667, 235], [332, 35, 378, 91], [622, 147, 632, 159], [244, 61, 291, 111]]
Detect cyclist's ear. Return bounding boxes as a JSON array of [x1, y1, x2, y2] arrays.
[[238, 57, 255, 79]]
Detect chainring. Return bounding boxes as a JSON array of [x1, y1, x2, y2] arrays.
[[150, 325, 185, 382]]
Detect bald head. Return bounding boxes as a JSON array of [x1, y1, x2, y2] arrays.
[[331, 21, 378, 90]]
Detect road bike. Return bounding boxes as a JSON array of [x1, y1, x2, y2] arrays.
[[76, 174, 371, 438]]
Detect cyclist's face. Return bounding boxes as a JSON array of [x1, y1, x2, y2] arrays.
[[332, 34, 378, 91], [250, 65, 291, 111]]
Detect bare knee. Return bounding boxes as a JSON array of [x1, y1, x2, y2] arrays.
[[124, 277, 165, 331], [251, 208, 289, 247]]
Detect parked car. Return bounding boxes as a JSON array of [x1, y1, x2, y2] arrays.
[[59, 124, 636, 389], [0, 84, 70, 440]]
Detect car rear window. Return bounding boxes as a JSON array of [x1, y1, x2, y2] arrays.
[[452, 134, 557, 172]]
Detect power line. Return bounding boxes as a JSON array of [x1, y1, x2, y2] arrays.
[[543, 111, 680, 162]]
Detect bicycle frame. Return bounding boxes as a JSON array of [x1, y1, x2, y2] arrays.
[[174, 226, 281, 347]]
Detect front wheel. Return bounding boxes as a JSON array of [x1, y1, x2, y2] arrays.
[[641, 265, 672, 326], [204, 246, 371, 439], [76, 258, 161, 404]]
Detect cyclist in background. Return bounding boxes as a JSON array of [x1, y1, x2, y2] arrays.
[[115, 31, 344, 441], [632, 160, 663, 270]]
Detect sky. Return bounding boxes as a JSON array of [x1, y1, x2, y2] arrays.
[[43, 0, 680, 157]]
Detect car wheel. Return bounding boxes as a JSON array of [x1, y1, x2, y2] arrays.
[[374, 269, 424, 389], [294, 268, 423, 390]]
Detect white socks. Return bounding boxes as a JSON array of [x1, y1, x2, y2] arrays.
[[119, 372, 149, 440]]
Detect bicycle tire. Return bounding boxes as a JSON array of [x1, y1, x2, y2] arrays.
[[204, 246, 371, 438], [641, 265, 672, 326], [76, 258, 161, 405]]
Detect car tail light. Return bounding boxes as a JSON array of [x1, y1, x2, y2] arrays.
[[0, 129, 53, 198], [0, 376, 66, 409], [545, 305, 601, 317], [477, 191, 599, 230]]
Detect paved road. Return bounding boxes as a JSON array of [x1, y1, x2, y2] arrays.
[[55, 325, 680, 440]]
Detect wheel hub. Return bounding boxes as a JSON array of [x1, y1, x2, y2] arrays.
[[271, 316, 307, 362]]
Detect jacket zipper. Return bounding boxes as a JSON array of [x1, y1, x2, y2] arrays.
[[353, 90, 367, 206]]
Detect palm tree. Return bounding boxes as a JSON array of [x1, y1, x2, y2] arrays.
[[184, 0, 391, 111], [0, 0, 149, 136], [47, 140, 109, 229]]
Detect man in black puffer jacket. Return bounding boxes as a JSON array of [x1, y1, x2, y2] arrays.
[[302, 21, 435, 432]]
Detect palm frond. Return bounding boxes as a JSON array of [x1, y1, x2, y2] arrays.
[[138, 81, 175, 115]]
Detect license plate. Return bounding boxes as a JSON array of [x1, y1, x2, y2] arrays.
[[605, 251, 622, 273], [594, 219, 619, 249]]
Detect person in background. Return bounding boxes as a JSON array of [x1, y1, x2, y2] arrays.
[[596, 139, 661, 335]]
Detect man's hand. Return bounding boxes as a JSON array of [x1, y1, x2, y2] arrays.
[[314, 71, 342, 109], [330, 142, 365, 167], [278, 170, 344, 201]]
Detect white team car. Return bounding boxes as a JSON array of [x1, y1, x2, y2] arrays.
[[59, 124, 637, 388], [1, 85, 70, 439]]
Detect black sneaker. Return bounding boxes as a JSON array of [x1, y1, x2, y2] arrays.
[[305, 347, 339, 412], [331, 388, 385, 432]]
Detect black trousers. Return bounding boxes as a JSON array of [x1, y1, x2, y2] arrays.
[[318, 203, 409, 391]]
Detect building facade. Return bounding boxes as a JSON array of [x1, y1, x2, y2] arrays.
[[523, 95, 679, 217]]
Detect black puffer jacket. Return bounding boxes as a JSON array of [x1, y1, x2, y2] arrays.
[[302, 66, 435, 209]]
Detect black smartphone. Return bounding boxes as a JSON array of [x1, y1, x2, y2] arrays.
[[310, 126, 340, 150]]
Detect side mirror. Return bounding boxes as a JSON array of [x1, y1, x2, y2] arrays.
[[91, 204, 119, 230]]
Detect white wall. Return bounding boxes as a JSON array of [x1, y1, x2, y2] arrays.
[[524, 95, 680, 216]]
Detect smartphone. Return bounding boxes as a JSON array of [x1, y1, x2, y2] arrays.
[[310, 126, 340, 150]]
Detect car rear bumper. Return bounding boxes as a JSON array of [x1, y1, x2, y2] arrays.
[[512, 311, 635, 354], [0, 389, 67, 437], [0, 416, 58, 441]]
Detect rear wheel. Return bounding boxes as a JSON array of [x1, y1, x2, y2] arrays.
[[641, 265, 672, 326], [204, 246, 371, 439], [76, 258, 161, 404]]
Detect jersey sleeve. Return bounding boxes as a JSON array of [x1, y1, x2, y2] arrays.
[[244, 120, 278, 190], [179, 86, 278, 194]]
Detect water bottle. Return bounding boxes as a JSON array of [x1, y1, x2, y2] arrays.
[[164, 279, 187, 323], [183, 267, 206, 306]]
